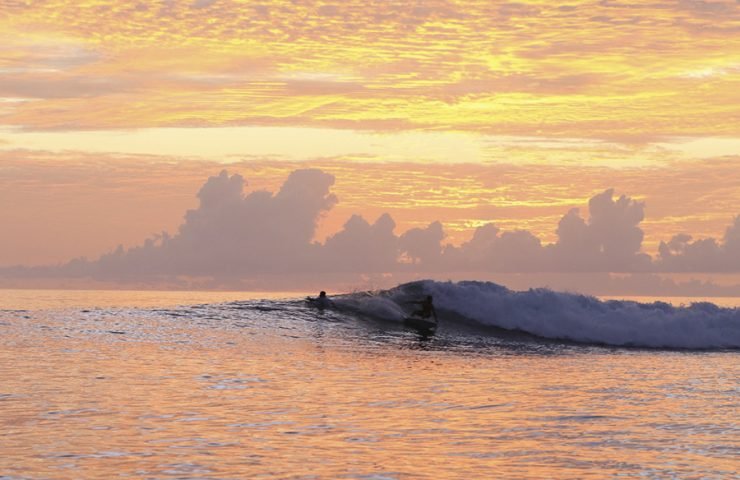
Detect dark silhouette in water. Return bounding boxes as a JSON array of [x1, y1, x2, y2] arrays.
[[410, 295, 437, 322], [306, 291, 333, 309], [403, 294, 439, 337]]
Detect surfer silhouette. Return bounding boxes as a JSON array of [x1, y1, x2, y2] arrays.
[[307, 291, 333, 309], [411, 295, 437, 322]]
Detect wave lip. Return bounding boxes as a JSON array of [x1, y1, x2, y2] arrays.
[[376, 280, 740, 350]]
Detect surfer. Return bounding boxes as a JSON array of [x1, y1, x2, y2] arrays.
[[410, 295, 437, 323], [307, 291, 333, 309]]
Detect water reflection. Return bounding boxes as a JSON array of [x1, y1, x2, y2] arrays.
[[0, 294, 737, 479]]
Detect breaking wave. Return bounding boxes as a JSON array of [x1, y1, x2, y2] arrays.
[[335, 280, 740, 349]]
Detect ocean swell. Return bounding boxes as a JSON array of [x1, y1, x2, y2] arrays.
[[355, 280, 740, 349]]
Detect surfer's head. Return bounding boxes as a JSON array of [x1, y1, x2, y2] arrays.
[[319, 291, 327, 298]]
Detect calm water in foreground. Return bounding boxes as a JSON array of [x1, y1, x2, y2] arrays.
[[0, 288, 738, 479]]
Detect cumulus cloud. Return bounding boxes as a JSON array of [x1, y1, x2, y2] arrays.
[[546, 189, 651, 272], [399, 221, 445, 267], [78, 169, 336, 279], [3, 169, 740, 291], [322, 213, 398, 272], [438, 189, 649, 273], [443, 224, 543, 272], [657, 216, 740, 272]]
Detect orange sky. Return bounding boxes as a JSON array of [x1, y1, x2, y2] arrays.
[[1, 0, 739, 271]]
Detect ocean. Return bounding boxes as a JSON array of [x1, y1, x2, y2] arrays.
[[1, 280, 738, 479]]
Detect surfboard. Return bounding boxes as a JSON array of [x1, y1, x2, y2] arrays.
[[404, 316, 437, 333]]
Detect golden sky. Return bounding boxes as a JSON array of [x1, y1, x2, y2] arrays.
[[2, 0, 740, 138], [1, 0, 739, 267]]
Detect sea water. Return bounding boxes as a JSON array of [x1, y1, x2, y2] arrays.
[[0, 281, 738, 479]]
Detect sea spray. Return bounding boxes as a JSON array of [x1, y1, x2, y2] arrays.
[[344, 280, 740, 349]]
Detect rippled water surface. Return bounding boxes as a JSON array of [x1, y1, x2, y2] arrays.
[[0, 290, 738, 479]]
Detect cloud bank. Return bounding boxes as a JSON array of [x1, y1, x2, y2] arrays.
[[3, 168, 740, 293], [657, 216, 740, 272]]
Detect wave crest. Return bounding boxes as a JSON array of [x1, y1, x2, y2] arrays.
[[345, 280, 740, 349]]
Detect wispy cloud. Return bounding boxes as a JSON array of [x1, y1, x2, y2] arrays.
[[0, 1, 738, 141]]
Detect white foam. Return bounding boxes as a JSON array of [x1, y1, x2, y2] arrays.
[[384, 280, 740, 349]]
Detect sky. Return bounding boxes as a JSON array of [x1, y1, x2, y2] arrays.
[[1, 0, 740, 294]]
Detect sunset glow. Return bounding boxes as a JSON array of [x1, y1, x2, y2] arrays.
[[1, 1, 739, 293], [2, 1, 739, 139], [2, 5, 740, 478]]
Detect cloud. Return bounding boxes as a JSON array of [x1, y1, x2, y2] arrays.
[[399, 221, 445, 267], [3, 168, 740, 291], [0, 75, 126, 99], [657, 216, 740, 272], [3, 1, 740, 141], [81, 175, 652, 276], [80, 169, 336, 279], [438, 189, 650, 273], [443, 224, 544, 272], [546, 189, 651, 272], [322, 213, 398, 272], [191, 0, 218, 8]]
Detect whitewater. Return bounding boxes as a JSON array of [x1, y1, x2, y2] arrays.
[[331, 280, 740, 350]]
